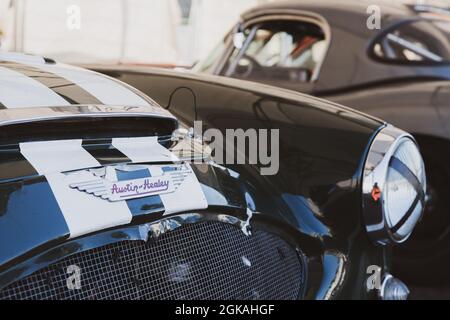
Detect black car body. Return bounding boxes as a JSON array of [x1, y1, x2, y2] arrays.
[[0, 52, 426, 300], [85, 62, 426, 299], [186, 0, 450, 284]]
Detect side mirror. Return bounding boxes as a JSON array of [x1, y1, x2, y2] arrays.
[[233, 32, 245, 49]]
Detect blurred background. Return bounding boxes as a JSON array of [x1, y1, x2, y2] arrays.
[[0, 0, 276, 67], [3, 0, 446, 68]]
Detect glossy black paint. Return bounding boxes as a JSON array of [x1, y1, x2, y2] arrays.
[[84, 66, 386, 298], [0, 176, 70, 270], [189, 0, 450, 284], [0, 156, 325, 298]]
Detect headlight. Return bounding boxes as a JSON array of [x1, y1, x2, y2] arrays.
[[362, 126, 426, 245]]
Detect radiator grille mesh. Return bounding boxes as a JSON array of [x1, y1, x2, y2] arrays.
[[0, 221, 304, 300]]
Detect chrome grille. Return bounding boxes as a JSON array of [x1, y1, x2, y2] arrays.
[[0, 221, 305, 300]]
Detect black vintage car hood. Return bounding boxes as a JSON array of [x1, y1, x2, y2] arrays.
[[90, 66, 385, 242], [0, 69, 386, 299], [0, 137, 254, 272]]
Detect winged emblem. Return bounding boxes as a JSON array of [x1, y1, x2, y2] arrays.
[[69, 164, 191, 202]]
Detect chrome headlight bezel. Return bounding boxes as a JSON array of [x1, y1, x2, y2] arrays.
[[362, 125, 426, 245]]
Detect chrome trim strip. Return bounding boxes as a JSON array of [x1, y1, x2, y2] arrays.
[[0, 105, 176, 127]]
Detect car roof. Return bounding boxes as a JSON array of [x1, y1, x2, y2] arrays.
[[242, 0, 413, 24], [238, 0, 450, 91]]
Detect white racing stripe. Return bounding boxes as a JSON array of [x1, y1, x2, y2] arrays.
[[20, 140, 100, 175], [0, 52, 150, 107], [149, 164, 208, 215], [20, 138, 207, 238], [20, 139, 131, 238], [46, 171, 132, 238], [32, 63, 151, 107], [0, 66, 70, 108], [0, 52, 46, 64], [112, 137, 179, 163]]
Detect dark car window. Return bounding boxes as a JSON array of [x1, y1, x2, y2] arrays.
[[373, 19, 450, 63], [221, 20, 327, 84]]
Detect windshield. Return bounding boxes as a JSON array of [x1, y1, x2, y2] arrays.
[[192, 38, 227, 73], [219, 20, 326, 84]]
